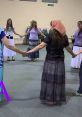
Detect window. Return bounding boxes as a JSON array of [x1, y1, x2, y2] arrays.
[[42, 0, 58, 3], [20, 0, 37, 2]]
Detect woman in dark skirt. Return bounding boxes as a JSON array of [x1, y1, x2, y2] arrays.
[[27, 20, 76, 106]]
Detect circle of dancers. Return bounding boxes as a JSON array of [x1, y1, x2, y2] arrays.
[[0, 18, 82, 106]]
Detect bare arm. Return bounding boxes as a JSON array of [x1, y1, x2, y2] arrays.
[[2, 36, 26, 55], [65, 46, 76, 57], [40, 32, 46, 38], [27, 42, 46, 54], [23, 32, 29, 37], [22, 29, 30, 37], [13, 29, 22, 37]]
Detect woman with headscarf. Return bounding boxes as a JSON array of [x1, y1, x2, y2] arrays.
[[27, 20, 76, 106]]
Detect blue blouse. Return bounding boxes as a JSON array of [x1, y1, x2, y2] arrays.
[[74, 30, 82, 47], [0, 27, 5, 40], [0, 27, 5, 67]]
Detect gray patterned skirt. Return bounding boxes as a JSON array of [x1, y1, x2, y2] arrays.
[[40, 59, 66, 103]]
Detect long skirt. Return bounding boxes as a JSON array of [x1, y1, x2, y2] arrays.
[[40, 60, 66, 103], [71, 46, 82, 68], [3, 39, 16, 57], [27, 40, 39, 59]]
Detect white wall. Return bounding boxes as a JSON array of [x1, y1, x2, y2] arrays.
[[0, 0, 82, 38]]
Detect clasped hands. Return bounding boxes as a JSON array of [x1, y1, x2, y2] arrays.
[[22, 51, 30, 57], [72, 51, 82, 58]]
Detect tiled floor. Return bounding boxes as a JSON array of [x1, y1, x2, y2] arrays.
[[0, 45, 82, 117]]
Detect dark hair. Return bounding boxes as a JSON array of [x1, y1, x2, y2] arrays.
[[29, 20, 38, 31], [49, 29, 64, 48], [78, 21, 82, 24], [78, 21, 82, 36], [6, 18, 14, 31], [50, 21, 52, 26]]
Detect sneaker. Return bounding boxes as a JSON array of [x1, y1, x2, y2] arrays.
[[12, 57, 15, 61], [76, 92, 82, 96]]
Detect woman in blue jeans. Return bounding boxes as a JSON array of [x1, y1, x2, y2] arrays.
[[0, 27, 27, 101]]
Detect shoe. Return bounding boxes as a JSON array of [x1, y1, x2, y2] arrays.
[[31, 58, 35, 62], [45, 101, 56, 106], [12, 57, 15, 61], [7, 57, 10, 61], [76, 92, 82, 96]]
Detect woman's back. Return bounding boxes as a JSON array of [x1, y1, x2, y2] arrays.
[[45, 29, 69, 60]]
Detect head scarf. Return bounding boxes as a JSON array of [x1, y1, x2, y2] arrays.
[[51, 20, 66, 35]]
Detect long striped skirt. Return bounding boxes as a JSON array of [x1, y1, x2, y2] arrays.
[[27, 40, 39, 59], [40, 60, 66, 103]]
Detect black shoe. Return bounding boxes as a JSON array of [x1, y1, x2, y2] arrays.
[[7, 57, 10, 61]]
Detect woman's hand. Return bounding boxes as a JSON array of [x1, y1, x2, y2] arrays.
[[72, 54, 77, 58], [19, 35, 23, 38], [26, 51, 30, 54], [22, 51, 28, 57], [75, 51, 82, 55]]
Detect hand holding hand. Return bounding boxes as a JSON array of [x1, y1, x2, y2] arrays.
[[72, 54, 77, 58], [75, 50, 82, 56], [22, 51, 28, 57], [19, 35, 23, 38]]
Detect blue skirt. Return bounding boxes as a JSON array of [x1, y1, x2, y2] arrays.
[[27, 40, 39, 59]]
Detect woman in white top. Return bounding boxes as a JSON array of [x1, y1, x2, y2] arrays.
[[3, 18, 22, 61]]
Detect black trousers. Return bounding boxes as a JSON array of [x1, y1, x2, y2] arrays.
[[78, 61, 82, 93]]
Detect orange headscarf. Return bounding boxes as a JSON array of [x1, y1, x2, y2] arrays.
[[51, 20, 66, 35]]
